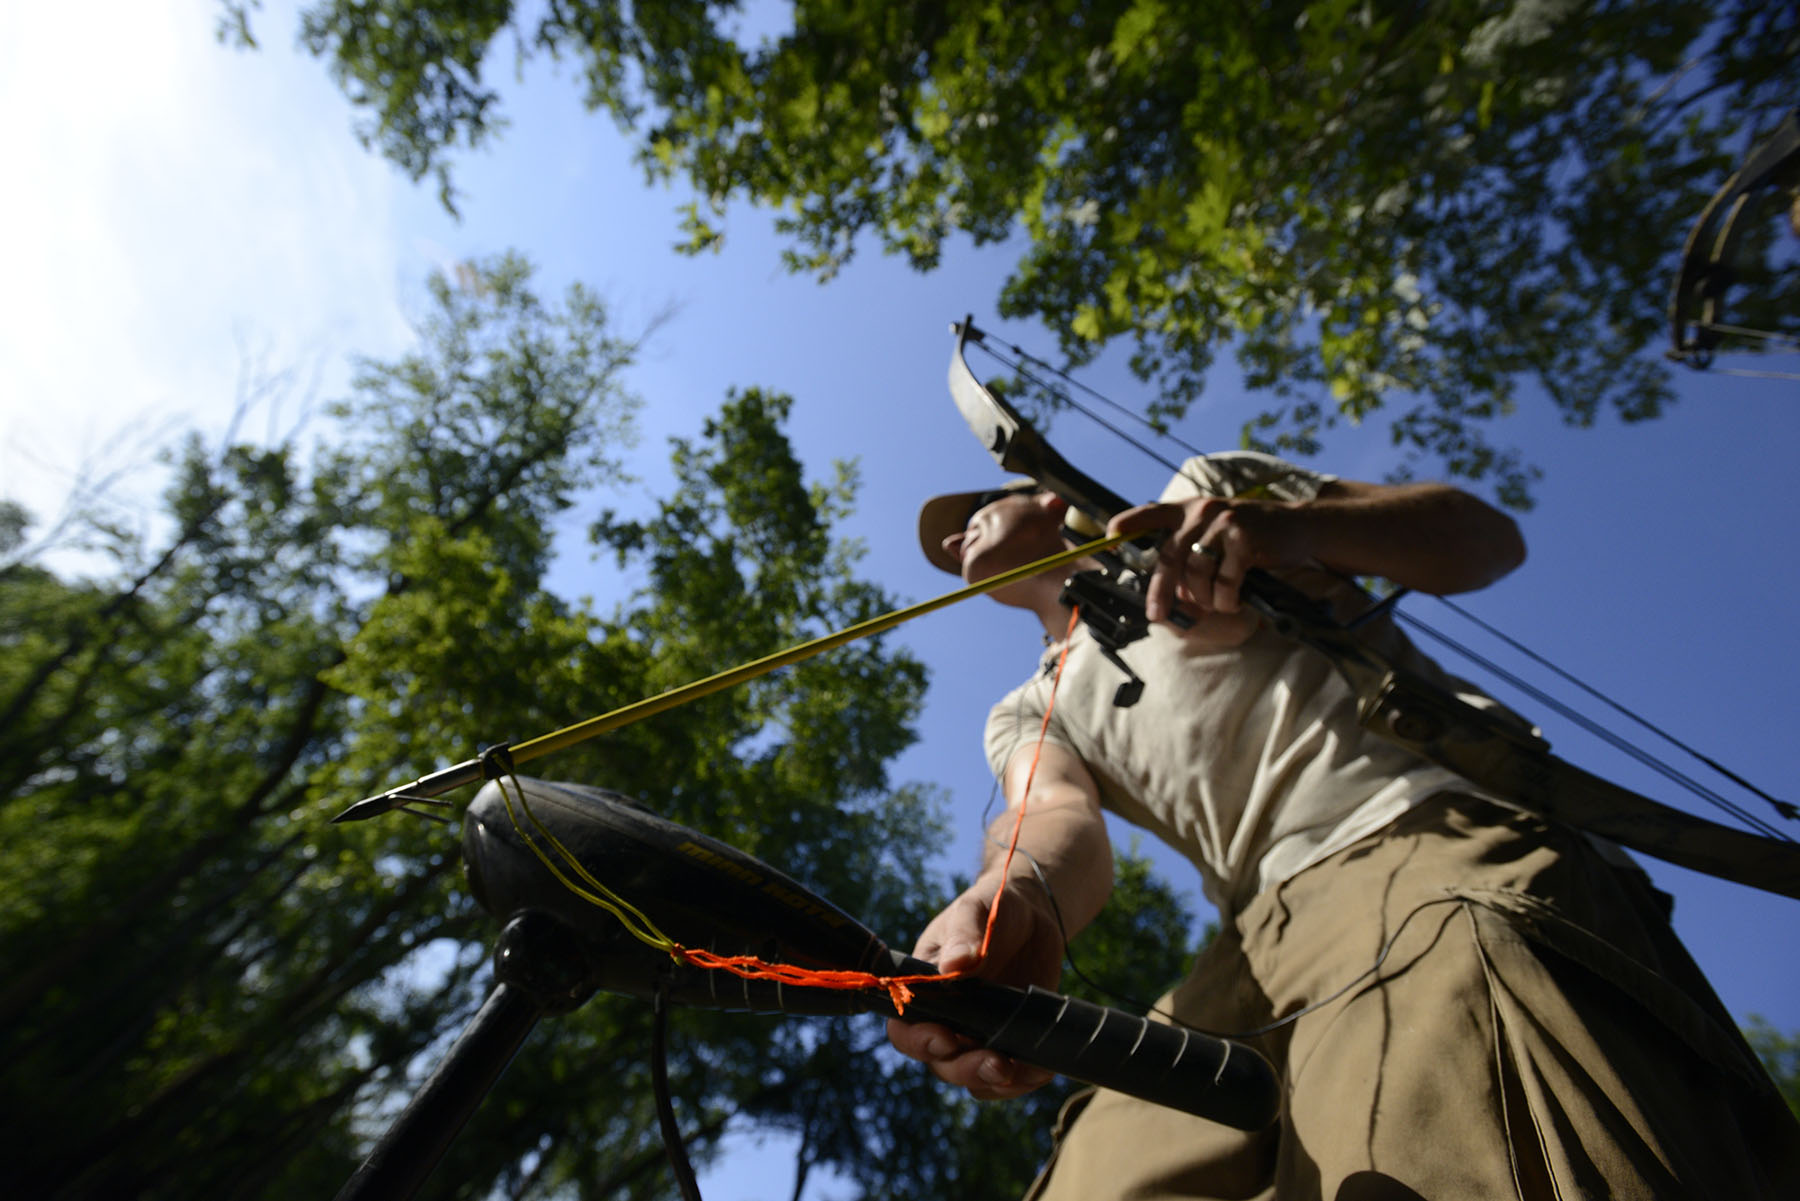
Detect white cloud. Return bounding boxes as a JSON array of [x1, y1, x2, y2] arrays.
[[0, 0, 414, 539]]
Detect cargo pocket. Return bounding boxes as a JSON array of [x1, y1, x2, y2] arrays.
[[1022, 1087, 1099, 1201]]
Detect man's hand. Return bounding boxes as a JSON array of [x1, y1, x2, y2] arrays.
[[1109, 494, 1311, 622], [889, 742, 1111, 1100], [885, 871, 1066, 1100], [1108, 477, 1526, 623]]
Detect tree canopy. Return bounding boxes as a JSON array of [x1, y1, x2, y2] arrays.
[[229, 0, 1799, 506]]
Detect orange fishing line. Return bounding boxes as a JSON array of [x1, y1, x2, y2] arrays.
[[976, 603, 1081, 961], [667, 605, 1083, 1014]]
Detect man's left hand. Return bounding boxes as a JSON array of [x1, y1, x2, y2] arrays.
[[1108, 496, 1310, 622]]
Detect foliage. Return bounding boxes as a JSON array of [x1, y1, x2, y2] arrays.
[[1, 244, 1214, 1197], [231, 0, 1799, 507], [1744, 1015, 1800, 1121], [0, 251, 650, 1199], [0, 255, 842, 1199]]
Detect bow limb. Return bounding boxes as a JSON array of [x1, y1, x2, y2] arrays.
[[1669, 108, 1800, 366], [1362, 669, 1800, 897], [949, 318, 1147, 557], [943, 319, 1800, 900]]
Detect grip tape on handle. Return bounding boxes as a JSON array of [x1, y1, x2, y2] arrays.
[[982, 984, 1279, 1130], [891, 950, 1280, 1131]]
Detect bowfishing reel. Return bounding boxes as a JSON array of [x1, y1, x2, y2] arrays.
[[462, 778, 899, 1017]]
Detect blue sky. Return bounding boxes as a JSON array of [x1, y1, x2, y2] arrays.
[[3, 3, 1796, 1197]]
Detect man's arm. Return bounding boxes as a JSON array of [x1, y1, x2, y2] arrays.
[[1110, 477, 1527, 622], [886, 740, 1113, 1100]]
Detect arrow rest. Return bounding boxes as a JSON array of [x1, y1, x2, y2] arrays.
[[1054, 518, 1191, 708], [1059, 570, 1155, 706]]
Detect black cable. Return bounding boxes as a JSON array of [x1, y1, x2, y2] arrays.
[[975, 331, 1213, 465], [651, 987, 704, 1201], [1395, 608, 1794, 843], [1003, 354, 1190, 479], [1425, 593, 1797, 825]]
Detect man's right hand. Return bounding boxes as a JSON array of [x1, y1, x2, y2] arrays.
[[889, 741, 1112, 1099], [885, 870, 1067, 1100]]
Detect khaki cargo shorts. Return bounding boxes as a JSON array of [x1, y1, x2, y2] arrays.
[[1026, 795, 1799, 1201]]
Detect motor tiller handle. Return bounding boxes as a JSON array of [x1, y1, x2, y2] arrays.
[[882, 950, 1279, 1127]]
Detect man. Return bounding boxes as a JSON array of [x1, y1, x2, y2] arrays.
[[889, 452, 1798, 1199]]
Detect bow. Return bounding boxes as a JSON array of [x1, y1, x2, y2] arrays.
[[1669, 108, 1800, 369], [947, 317, 1800, 901]]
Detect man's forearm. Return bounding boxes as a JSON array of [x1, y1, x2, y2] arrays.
[[981, 765, 1114, 940], [1303, 479, 1525, 594], [1110, 475, 1526, 623]]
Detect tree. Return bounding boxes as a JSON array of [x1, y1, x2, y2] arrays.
[[0, 252, 653, 1199], [0, 253, 906, 1199], [1, 249, 1212, 1198], [1744, 1016, 1800, 1121], [229, 0, 1799, 507]]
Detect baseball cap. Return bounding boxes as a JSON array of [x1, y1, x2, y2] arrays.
[[915, 478, 1039, 574]]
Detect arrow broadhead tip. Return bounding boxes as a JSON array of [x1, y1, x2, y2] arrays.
[[331, 794, 396, 824]]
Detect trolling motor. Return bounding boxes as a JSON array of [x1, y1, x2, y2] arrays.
[[336, 778, 1280, 1200]]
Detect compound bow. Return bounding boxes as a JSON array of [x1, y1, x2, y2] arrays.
[[947, 316, 1800, 900]]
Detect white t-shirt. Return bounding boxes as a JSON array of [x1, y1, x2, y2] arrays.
[[983, 452, 1524, 914]]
